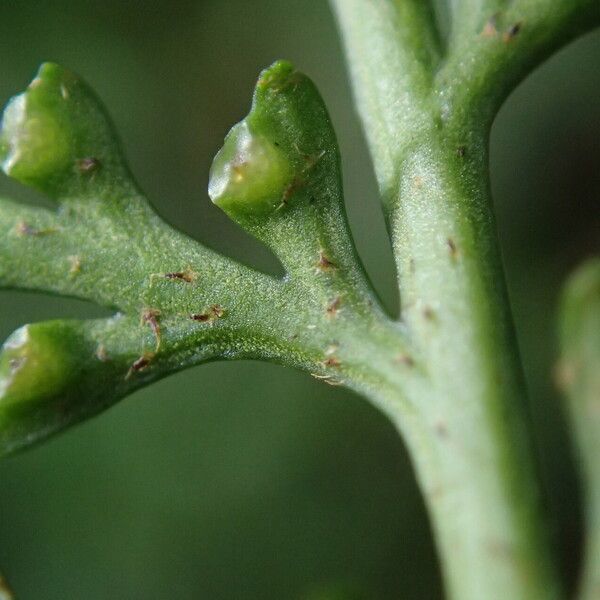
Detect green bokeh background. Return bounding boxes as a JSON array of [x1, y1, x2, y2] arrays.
[[0, 2, 598, 598]]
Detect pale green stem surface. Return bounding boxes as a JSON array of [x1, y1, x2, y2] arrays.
[[330, 0, 599, 597], [559, 260, 600, 600]]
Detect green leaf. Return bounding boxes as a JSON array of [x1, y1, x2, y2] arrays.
[[209, 60, 361, 280], [0, 318, 138, 456], [0, 62, 134, 200], [0, 65, 407, 457]]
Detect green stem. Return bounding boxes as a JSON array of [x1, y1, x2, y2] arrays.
[[330, 1, 566, 597], [323, 245, 559, 600], [375, 143, 560, 599]]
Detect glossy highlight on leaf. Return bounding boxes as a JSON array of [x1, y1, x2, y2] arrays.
[[0, 90, 71, 188], [209, 120, 293, 215]]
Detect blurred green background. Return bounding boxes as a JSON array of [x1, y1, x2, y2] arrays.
[[0, 2, 598, 598]]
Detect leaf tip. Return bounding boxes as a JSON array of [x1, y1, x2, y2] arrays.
[[0, 62, 130, 199]]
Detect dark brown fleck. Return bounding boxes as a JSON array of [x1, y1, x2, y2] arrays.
[[191, 312, 210, 322], [163, 269, 197, 283], [503, 22, 522, 42], [322, 356, 341, 368], [447, 238, 458, 259], [141, 308, 161, 351], [126, 352, 155, 379], [316, 250, 337, 273], [190, 304, 225, 324], [132, 355, 151, 370]]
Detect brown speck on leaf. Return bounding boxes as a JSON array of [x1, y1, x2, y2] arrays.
[[163, 269, 197, 283], [413, 176, 424, 189], [482, 14, 499, 37], [190, 304, 225, 325], [326, 297, 342, 318], [503, 22, 522, 42], [456, 146, 466, 158], [316, 250, 337, 273], [190, 312, 210, 322], [322, 356, 341, 368], [76, 157, 101, 174], [395, 354, 415, 368], [447, 238, 458, 259], [132, 355, 151, 370], [126, 352, 155, 379], [141, 308, 162, 351], [423, 306, 435, 321]]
